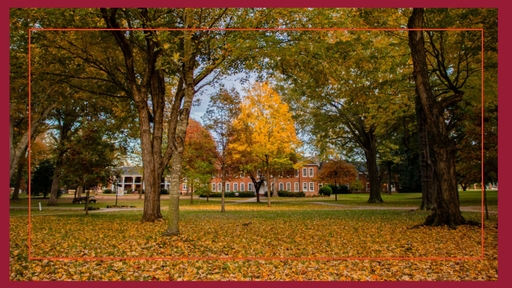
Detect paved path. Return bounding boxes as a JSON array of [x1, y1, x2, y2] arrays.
[[10, 199, 496, 215], [309, 202, 497, 214]]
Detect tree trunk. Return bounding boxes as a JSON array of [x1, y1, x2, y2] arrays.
[[416, 95, 437, 210], [272, 174, 278, 198], [140, 147, 163, 222], [85, 187, 90, 216], [164, 11, 196, 234], [256, 181, 261, 203], [221, 174, 226, 213], [408, 8, 466, 227], [190, 181, 194, 204], [266, 169, 271, 207], [484, 187, 489, 220], [387, 161, 392, 195], [11, 146, 27, 202], [365, 141, 383, 203], [165, 154, 182, 236], [47, 165, 61, 206], [254, 179, 264, 200], [48, 151, 66, 206]]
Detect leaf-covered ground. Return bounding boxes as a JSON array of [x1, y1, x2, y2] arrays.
[[10, 202, 498, 281]]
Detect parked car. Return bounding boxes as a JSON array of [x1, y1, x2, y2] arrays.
[[72, 196, 97, 204]]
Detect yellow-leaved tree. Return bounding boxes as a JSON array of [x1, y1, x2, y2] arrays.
[[230, 82, 301, 207]]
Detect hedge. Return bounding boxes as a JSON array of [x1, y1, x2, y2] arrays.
[[277, 190, 305, 197], [199, 191, 255, 198]]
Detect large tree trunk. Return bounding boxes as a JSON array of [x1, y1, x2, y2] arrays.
[[165, 154, 182, 235], [48, 148, 67, 206], [408, 8, 466, 227], [47, 165, 61, 206], [416, 95, 437, 210], [366, 147, 383, 203]]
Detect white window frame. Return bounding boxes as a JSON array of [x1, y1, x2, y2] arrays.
[[226, 183, 230, 192], [212, 183, 216, 191], [302, 168, 307, 177], [248, 183, 253, 191], [279, 182, 284, 191], [241, 183, 245, 191], [303, 182, 308, 191], [286, 182, 291, 192], [294, 182, 299, 192], [309, 182, 314, 192], [309, 168, 314, 177], [233, 183, 238, 192]]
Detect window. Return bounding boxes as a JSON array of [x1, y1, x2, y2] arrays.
[[303, 182, 308, 191], [241, 183, 245, 191], [248, 183, 253, 191], [302, 168, 307, 177], [212, 183, 216, 191], [271, 182, 274, 191], [294, 182, 299, 192], [233, 183, 238, 192], [286, 182, 291, 192], [279, 183, 284, 191], [309, 168, 314, 177], [309, 182, 314, 192], [226, 183, 230, 192], [295, 169, 299, 177], [183, 183, 187, 190]]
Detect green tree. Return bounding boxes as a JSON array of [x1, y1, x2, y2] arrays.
[[275, 28, 412, 203], [60, 122, 120, 215], [31, 159, 55, 198]]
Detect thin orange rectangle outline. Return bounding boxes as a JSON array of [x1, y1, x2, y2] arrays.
[[26, 26, 486, 262]]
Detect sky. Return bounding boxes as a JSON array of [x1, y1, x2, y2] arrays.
[[190, 73, 252, 123]]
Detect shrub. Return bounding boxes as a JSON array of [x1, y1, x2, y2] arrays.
[[237, 191, 255, 197], [277, 190, 305, 197], [160, 189, 168, 195], [338, 185, 349, 194], [349, 179, 364, 193], [103, 189, 113, 194], [319, 186, 332, 196], [328, 184, 351, 194]]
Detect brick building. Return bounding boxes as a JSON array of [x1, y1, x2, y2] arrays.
[[209, 163, 322, 196]]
